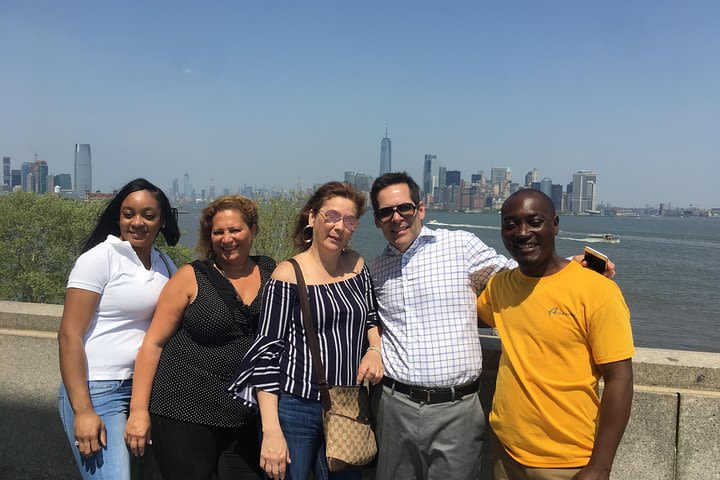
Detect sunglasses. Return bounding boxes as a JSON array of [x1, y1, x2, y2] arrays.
[[318, 209, 359, 232], [374, 203, 417, 223]]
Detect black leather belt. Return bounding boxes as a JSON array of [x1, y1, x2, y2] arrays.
[[382, 377, 480, 404]]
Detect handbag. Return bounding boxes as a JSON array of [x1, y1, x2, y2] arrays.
[[288, 258, 377, 472]]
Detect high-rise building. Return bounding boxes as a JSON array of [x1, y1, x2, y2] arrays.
[[566, 182, 573, 211], [11, 169, 21, 188], [446, 170, 461, 186], [172, 178, 179, 198], [74, 144, 92, 195], [344, 171, 356, 184], [55, 173, 72, 190], [379, 128, 391, 176], [571, 170, 597, 213], [470, 171, 485, 185], [34, 160, 49, 194], [525, 168, 539, 187], [551, 184, 563, 212], [423, 154, 436, 197], [21, 162, 33, 192], [490, 167, 507, 188], [2, 156, 10, 187], [354, 173, 374, 193], [540, 178, 553, 197]]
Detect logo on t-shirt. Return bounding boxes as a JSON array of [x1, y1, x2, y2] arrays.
[[548, 306, 573, 317]]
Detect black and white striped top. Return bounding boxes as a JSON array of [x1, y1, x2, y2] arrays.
[[228, 264, 379, 405]]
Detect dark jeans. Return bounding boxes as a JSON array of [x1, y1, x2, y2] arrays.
[[278, 392, 361, 480], [150, 413, 262, 480]]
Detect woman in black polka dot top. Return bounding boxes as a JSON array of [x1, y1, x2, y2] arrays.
[[124, 195, 275, 480]]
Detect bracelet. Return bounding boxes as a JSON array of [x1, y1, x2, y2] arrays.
[[366, 345, 382, 356]]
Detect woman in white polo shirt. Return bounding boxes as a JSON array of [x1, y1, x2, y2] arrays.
[[57, 178, 180, 480]]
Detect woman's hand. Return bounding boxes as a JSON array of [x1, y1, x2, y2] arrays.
[[124, 409, 152, 457], [260, 428, 291, 480], [74, 408, 106, 458], [357, 347, 384, 385]]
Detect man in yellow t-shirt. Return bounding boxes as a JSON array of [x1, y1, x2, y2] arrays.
[[477, 189, 634, 480]]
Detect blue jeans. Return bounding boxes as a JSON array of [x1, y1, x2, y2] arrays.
[[278, 392, 361, 480], [58, 380, 133, 480]]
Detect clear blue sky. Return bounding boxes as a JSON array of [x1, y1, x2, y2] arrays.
[[2, 1, 719, 207]]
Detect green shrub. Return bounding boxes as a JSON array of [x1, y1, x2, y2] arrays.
[[0, 192, 194, 304], [251, 191, 307, 262]]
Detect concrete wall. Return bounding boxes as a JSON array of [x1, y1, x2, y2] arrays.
[[1, 301, 718, 480]]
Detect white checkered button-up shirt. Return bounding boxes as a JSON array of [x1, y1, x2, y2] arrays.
[[371, 226, 517, 388]]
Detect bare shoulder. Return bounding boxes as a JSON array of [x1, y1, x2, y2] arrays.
[[164, 263, 198, 297], [343, 249, 364, 273], [271, 260, 298, 284]]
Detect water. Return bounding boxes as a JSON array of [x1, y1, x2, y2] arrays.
[[178, 209, 720, 353]]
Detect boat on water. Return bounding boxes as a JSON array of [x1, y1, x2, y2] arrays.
[[586, 233, 620, 244]]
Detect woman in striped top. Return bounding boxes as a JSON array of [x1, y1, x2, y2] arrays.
[[229, 181, 383, 480]]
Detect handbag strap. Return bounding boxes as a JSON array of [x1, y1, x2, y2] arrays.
[[288, 258, 333, 412], [154, 247, 174, 278]]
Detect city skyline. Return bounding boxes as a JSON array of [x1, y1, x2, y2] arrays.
[[2, 2, 719, 207]]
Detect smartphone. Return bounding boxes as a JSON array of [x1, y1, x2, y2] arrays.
[[583, 246, 608, 274]]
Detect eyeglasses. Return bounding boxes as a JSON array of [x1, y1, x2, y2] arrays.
[[318, 209, 359, 232], [374, 203, 417, 223]]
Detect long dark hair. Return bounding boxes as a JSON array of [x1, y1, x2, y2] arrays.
[[291, 181, 366, 252], [81, 178, 180, 253]]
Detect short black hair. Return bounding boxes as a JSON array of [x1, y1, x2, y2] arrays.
[[501, 188, 556, 217], [81, 178, 180, 253], [370, 172, 421, 213]]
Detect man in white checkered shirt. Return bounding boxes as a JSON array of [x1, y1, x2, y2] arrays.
[[369, 171, 517, 480]]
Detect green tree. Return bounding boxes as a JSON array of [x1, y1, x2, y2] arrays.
[[251, 191, 307, 262], [0, 192, 194, 304]]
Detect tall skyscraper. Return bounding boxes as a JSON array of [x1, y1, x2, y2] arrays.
[[2, 156, 10, 188], [423, 154, 436, 197], [551, 184, 563, 212], [379, 128, 391, 176], [344, 171, 357, 184], [11, 169, 21, 188], [21, 162, 33, 192], [34, 160, 49, 193], [74, 144, 92, 195], [525, 168, 539, 187], [571, 170, 598, 213], [540, 177, 553, 197], [446, 170, 461, 186]]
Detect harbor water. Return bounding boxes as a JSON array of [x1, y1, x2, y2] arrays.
[[178, 208, 720, 353]]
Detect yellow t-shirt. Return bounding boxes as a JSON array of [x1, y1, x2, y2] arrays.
[[477, 260, 634, 468]]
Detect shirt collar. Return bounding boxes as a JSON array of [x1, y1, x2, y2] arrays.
[[106, 234, 159, 266]]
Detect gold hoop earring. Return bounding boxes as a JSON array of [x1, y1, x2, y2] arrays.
[[302, 224, 313, 244]]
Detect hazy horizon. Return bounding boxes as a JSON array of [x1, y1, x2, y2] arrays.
[[2, 1, 718, 208]]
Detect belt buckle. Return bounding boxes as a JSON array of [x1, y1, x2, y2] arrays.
[[410, 387, 434, 403]]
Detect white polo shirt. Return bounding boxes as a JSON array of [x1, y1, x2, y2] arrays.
[[67, 235, 176, 380]]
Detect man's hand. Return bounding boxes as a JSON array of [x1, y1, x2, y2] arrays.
[[571, 464, 611, 480]]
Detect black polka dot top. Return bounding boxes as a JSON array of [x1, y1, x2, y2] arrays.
[[149, 256, 276, 427]]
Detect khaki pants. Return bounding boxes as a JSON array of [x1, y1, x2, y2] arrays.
[[490, 430, 582, 480]]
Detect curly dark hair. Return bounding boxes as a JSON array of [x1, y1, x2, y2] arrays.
[[291, 181, 366, 252], [81, 178, 179, 253], [196, 195, 259, 260]]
